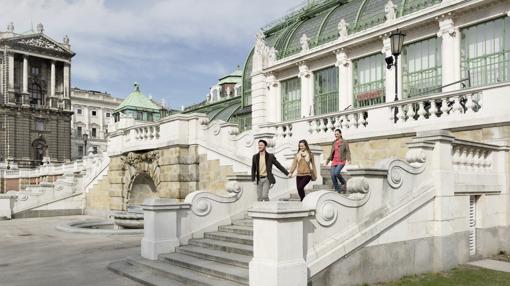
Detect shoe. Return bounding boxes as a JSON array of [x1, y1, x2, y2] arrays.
[[340, 185, 347, 193]]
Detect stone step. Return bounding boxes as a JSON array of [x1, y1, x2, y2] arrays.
[[108, 260, 186, 286], [188, 238, 253, 256], [161, 253, 249, 284], [176, 245, 251, 268], [232, 219, 253, 227], [204, 231, 253, 245], [110, 256, 247, 286], [218, 225, 253, 236]]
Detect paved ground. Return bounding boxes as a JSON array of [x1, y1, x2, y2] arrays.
[[467, 259, 510, 273], [0, 216, 143, 286]]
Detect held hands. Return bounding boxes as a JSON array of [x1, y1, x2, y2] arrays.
[[322, 161, 329, 167]]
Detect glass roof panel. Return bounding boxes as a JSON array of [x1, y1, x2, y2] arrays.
[[318, 0, 362, 45]]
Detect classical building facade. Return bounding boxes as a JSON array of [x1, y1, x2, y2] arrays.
[[70, 87, 123, 159], [0, 23, 74, 168]]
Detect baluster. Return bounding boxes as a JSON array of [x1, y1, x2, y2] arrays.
[[341, 115, 349, 129], [358, 112, 367, 127], [429, 99, 439, 119], [473, 149, 481, 170], [352, 113, 359, 128], [390, 107, 396, 123], [417, 101, 427, 120], [316, 119, 323, 133], [308, 121, 315, 134], [440, 97, 450, 118], [397, 104, 406, 123], [452, 95, 463, 115], [327, 117, 334, 131], [466, 148, 474, 169], [465, 94, 475, 114], [452, 147, 460, 169], [334, 116, 342, 130], [347, 113, 356, 128]]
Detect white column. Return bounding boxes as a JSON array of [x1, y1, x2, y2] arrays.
[[335, 49, 353, 110], [22, 55, 28, 94], [50, 60, 56, 97], [63, 63, 70, 98], [141, 198, 190, 260], [298, 62, 313, 118], [251, 72, 268, 127], [438, 16, 460, 91], [265, 73, 280, 123], [7, 53, 14, 91], [382, 36, 398, 102], [249, 202, 310, 286]]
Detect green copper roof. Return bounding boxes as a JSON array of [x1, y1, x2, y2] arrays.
[[116, 83, 161, 112], [218, 67, 243, 85], [262, 0, 441, 60]]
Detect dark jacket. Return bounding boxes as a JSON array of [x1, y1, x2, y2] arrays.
[[326, 139, 351, 164], [251, 152, 289, 184]]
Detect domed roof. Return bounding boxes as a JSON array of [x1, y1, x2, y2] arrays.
[[261, 0, 441, 60], [116, 82, 161, 112]]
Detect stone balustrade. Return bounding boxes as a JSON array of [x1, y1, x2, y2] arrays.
[[263, 82, 509, 143]]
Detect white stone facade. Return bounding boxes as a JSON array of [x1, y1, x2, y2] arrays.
[[70, 88, 123, 159]]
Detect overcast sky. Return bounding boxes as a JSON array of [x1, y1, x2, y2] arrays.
[[0, 0, 298, 108]]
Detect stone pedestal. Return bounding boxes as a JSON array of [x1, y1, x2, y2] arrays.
[[141, 198, 189, 260], [248, 202, 311, 286], [0, 194, 17, 219]]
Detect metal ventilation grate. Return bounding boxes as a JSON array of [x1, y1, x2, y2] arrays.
[[469, 195, 477, 256]]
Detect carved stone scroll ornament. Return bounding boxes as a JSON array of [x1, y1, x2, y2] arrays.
[[375, 157, 426, 189], [184, 182, 243, 216], [304, 180, 371, 227]]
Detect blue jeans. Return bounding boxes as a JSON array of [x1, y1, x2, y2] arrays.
[[330, 164, 346, 192]]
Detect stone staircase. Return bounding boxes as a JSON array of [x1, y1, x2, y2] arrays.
[[108, 217, 253, 286]]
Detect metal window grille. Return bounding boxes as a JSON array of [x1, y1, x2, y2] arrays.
[[461, 17, 510, 88], [403, 37, 442, 98], [281, 77, 302, 121], [314, 66, 339, 115], [353, 53, 385, 107]]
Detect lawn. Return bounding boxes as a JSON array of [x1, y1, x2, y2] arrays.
[[372, 265, 510, 286]]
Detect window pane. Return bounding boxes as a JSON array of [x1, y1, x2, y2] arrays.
[[314, 66, 339, 115], [461, 17, 510, 87], [353, 53, 385, 107], [281, 77, 301, 121], [403, 37, 442, 98]]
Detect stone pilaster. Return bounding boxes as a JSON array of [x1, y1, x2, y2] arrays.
[[437, 14, 461, 91], [335, 49, 352, 110], [298, 61, 313, 117], [265, 72, 280, 123]]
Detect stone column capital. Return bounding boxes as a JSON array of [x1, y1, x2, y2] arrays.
[[436, 13, 456, 38], [297, 61, 311, 78], [334, 49, 349, 67]]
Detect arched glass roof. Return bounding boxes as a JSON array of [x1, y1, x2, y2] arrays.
[[259, 0, 441, 60]]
